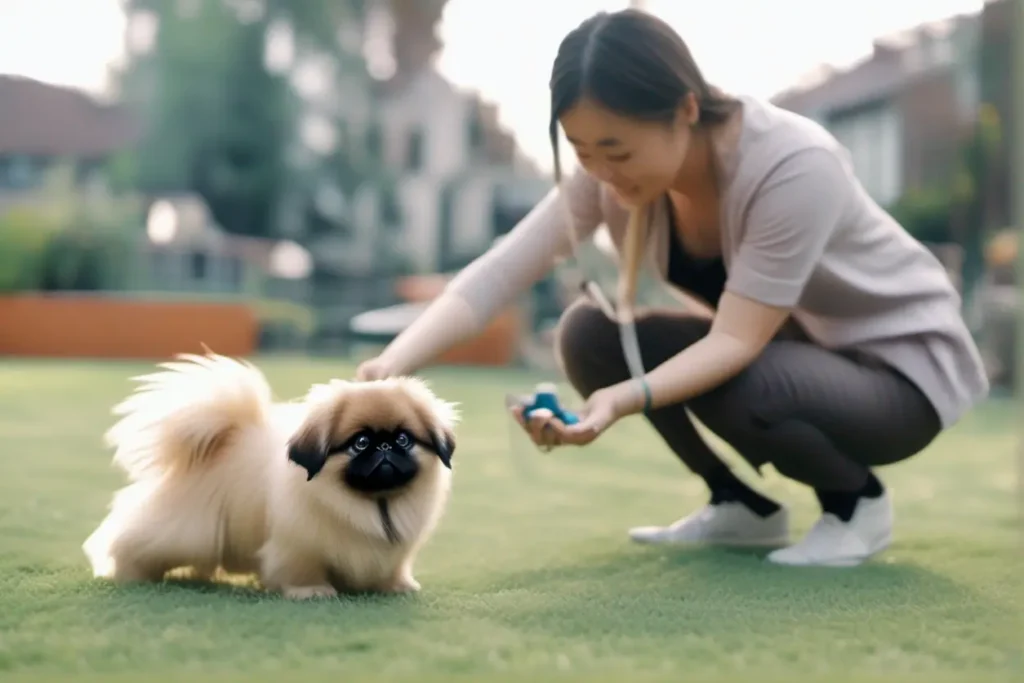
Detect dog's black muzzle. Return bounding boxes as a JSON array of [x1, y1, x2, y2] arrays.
[[342, 443, 419, 494]]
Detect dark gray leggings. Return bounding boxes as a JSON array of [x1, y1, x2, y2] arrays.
[[554, 298, 942, 492]]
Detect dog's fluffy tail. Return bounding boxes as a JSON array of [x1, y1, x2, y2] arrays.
[[105, 353, 272, 481]]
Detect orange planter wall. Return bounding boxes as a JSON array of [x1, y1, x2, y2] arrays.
[[394, 275, 522, 367], [0, 295, 257, 359], [434, 308, 522, 366]]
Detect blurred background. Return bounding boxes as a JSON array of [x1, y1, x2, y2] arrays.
[[0, 0, 1019, 390]]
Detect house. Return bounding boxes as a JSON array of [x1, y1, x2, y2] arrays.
[[368, 67, 549, 274], [287, 0, 547, 278], [0, 74, 302, 295], [0, 75, 142, 207], [141, 192, 313, 300], [771, 13, 981, 208]]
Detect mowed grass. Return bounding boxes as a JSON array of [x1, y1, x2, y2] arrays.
[[0, 356, 1019, 683]]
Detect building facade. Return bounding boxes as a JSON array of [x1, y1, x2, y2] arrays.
[[772, 14, 981, 209]]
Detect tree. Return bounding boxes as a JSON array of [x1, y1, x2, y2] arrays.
[[886, 103, 1003, 312], [111, 0, 380, 241]]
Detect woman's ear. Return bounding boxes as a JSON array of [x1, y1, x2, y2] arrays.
[[677, 92, 700, 128]]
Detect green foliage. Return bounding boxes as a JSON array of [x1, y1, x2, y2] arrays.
[[113, 0, 388, 245], [265, 0, 368, 50], [0, 209, 140, 294], [253, 297, 316, 350], [0, 163, 146, 294], [115, 1, 291, 238], [102, 150, 140, 195], [888, 102, 1004, 247], [887, 189, 954, 243], [0, 208, 62, 292], [36, 218, 140, 293]]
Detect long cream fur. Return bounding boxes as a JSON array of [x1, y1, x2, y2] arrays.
[[82, 353, 459, 600]]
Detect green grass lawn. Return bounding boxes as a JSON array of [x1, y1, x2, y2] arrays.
[[0, 356, 1019, 683]]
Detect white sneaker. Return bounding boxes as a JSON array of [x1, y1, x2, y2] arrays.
[[767, 492, 892, 567], [628, 502, 790, 547]]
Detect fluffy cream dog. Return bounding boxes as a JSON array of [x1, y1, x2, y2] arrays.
[[82, 353, 458, 599]]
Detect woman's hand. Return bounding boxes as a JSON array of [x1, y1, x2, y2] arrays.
[[563, 383, 644, 445], [354, 355, 398, 381], [510, 381, 643, 450], [510, 405, 564, 452]]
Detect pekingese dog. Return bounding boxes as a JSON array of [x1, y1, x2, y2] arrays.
[[82, 353, 458, 600]]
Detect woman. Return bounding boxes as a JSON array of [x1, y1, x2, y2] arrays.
[[357, 9, 989, 567]]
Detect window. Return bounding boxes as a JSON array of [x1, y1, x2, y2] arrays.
[[189, 250, 208, 280], [930, 38, 954, 66], [902, 44, 926, 72], [364, 121, 383, 160], [405, 128, 425, 172], [0, 155, 45, 190], [955, 69, 980, 119], [76, 158, 105, 186], [829, 105, 903, 206], [379, 186, 402, 228], [467, 110, 485, 152]]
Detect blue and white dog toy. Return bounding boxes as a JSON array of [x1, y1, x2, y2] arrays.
[[518, 382, 579, 426]]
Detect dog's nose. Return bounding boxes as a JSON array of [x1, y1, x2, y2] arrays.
[[344, 450, 416, 494]]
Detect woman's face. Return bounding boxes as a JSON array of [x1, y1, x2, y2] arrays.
[[559, 95, 698, 207]]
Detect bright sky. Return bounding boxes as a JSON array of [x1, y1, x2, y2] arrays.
[[0, 0, 984, 170]]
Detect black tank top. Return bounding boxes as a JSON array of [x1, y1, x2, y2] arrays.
[[664, 207, 728, 308]]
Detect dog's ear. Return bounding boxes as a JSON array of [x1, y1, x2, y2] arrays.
[[287, 432, 328, 481], [287, 390, 350, 481], [402, 380, 458, 470], [430, 428, 455, 469]]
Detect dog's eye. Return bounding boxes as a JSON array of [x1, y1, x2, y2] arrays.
[[395, 431, 412, 449], [352, 435, 371, 452]]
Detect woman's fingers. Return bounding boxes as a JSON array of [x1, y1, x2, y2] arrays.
[[527, 409, 553, 445], [509, 405, 569, 451]]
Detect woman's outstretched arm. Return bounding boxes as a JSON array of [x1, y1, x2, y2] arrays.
[[376, 169, 604, 376]]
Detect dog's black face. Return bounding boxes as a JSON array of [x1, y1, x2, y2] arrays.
[[288, 425, 454, 494], [339, 428, 420, 494]]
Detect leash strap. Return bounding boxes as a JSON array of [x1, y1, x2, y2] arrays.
[[558, 177, 648, 381]]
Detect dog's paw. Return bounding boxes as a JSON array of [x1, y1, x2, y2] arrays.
[[384, 575, 421, 594], [104, 561, 167, 584], [283, 584, 338, 601]]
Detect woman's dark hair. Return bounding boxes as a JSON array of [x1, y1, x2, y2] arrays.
[[549, 9, 740, 184]]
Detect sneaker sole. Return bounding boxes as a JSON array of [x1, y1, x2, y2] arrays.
[[629, 533, 791, 548], [767, 554, 868, 567], [766, 538, 892, 567]]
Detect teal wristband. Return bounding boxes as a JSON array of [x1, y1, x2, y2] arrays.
[[638, 377, 653, 414]]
